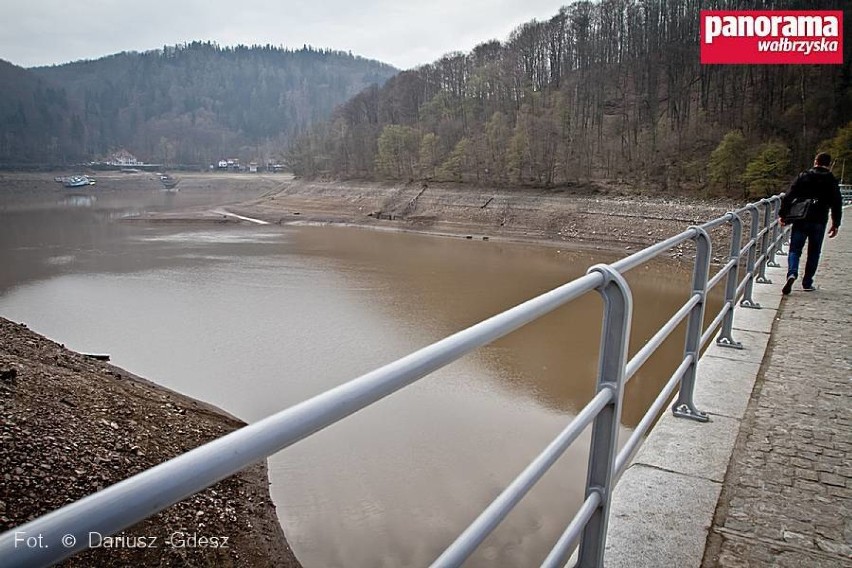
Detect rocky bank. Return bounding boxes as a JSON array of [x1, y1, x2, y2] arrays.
[[0, 317, 301, 567]]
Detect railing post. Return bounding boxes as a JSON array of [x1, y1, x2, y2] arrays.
[[782, 224, 792, 252], [716, 213, 743, 350], [776, 198, 788, 259], [740, 204, 762, 309], [672, 227, 710, 422], [755, 199, 773, 284], [577, 264, 632, 568], [765, 197, 781, 268], [780, 225, 791, 259]]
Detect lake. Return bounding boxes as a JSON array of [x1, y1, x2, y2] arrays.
[[0, 179, 695, 567]]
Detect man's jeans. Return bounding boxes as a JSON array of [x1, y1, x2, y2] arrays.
[[787, 221, 827, 288]]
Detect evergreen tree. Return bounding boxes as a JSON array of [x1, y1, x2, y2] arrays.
[[439, 137, 472, 181], [708, 130, 748, 195], [742, 142, 791, 199]]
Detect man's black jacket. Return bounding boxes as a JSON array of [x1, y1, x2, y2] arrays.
[[779, 166, 843, 228]]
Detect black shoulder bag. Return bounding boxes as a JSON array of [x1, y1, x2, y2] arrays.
[[785, 197, 816, 222]]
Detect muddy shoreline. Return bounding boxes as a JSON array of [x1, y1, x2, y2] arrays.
[[117, 173, 739, 254]]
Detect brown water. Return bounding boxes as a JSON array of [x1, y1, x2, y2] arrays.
[[0, 184, 699, 567]]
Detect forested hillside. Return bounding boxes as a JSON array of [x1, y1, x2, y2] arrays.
[[289, 0, 851, 196], [1, 43, 397, 165], [0, 59, 82, 163]]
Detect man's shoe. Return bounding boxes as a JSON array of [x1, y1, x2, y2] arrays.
[[802, 284, 817, 291], [782, 276, 795, 295]]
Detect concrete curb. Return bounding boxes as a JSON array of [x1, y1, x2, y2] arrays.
[[604, 261, 787, 567]]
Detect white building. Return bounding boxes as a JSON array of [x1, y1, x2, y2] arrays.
[[108, 149, 141, 167]]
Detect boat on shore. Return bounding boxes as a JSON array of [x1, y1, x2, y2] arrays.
[[160, 174, 180, 191], [55, 175, 96, 188]]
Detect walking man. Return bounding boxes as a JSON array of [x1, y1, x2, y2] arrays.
[[779, 152, 843, 294]]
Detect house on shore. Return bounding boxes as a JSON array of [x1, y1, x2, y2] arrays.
[[107, 149, 141, 168]]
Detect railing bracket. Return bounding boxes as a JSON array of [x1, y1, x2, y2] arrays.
[[716, 337, 744, 350], [672, 403, 710, 422]]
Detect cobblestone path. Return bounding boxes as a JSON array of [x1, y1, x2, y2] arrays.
[[703, 226, 852, 567]]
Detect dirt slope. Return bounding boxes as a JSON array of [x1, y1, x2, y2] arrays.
[[0, 317, 301, 567]]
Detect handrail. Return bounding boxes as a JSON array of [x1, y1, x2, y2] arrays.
[[0, 194, 790, 568], [610, 228, 696, 273], [701, 303, 732, 350], [625, 294, 698, 382], [615, 355, 695, 480], [541, 491, 602, 568], [432, 387, 614, 567], [707, 257, 737, 291]]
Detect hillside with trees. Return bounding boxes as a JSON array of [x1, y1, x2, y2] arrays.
[[0, 42, 397, 165], [0, 59, 82, 163], [288, 0, 851, 197]]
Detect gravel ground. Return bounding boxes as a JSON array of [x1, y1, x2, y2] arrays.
[[0, 317, 301, 567]]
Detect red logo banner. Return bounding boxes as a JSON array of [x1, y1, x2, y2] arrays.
[[700, 10, 843, 64]]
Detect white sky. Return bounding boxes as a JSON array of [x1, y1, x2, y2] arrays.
[[1, 0, 567, 70]]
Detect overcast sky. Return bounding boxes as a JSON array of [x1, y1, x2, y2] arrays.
[[2, 0, 566, 70]]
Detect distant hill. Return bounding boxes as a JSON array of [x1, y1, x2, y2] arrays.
[[0, 42, 397, 165], [0, 59, 82, 164], [288, 0, 851, 196]]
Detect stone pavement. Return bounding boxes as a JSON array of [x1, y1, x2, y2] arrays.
[[703, 226, 852, 567], [605, 221, 851, 567]]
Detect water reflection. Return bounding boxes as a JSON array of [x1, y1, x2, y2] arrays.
[[286, 227, 698, 426], [0, 184, 272, 294], [60, 195, 97, 207]]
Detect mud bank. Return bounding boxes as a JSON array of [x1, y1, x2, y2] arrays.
[[174, 178, 737, 252]]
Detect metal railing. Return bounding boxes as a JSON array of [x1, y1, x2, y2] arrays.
[[0, 195, 790, 568]]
